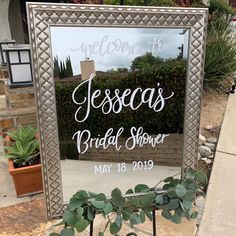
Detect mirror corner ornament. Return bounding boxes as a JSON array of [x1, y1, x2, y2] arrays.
[[27, 3, 208, 219]]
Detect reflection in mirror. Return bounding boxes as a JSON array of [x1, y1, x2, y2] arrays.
[[50, 27, 189, 202]]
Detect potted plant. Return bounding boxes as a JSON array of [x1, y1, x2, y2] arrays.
[[4, 126, 43, 197]]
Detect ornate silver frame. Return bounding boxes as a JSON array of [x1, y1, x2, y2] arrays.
[[27, 3, 208, 220]]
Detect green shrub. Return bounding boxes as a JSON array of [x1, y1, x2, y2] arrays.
[[204, 0, 236, 89]]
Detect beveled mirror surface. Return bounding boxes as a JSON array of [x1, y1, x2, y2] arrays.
[[50, 27, 189, 202]]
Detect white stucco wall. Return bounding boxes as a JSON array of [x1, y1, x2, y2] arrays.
[[0, 0, 11, 41]]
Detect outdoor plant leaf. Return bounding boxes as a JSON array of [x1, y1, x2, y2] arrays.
[[91, 200, 106, 209], [122, 207, 132, 221], [103, 202, 113, 214], [110, 222, 121, 235], [111, 188, 125, 207], [115, 215, 122, 227], [168, 199, 179, 210], [87, 206, 95, 221], [195, 171, 208, 183], [95, 193, 107, 201], [156, 195, 164, 205], [129, 197, 141, 207], [76, 190, 89, 200], [182, 199, 192, 210], [63, 210, 76, 227], [49, 233, 60, 236], [60, 228, 74, 236], [134, 184, 149, 193], [140, 210, 145, 223], [176, 184, 187, 198], [140, 193, 156, 206], [191, 211, 198, 219], [69, 197, 84, 211], [164, 177, 174, 183], [171, 212, 181, 224], [130, 212, 142, 225], [161, 209, 172, 220], [75, 219, 90, 232], [167, 187, 177, 198], [76, 207, 84, 219]]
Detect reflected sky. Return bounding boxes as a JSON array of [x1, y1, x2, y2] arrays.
[[50, 27, 189, 75]]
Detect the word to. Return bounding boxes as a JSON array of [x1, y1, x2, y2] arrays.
[[72, 74, 175, 123]]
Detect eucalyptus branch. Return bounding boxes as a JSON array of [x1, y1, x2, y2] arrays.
[[50, 168, 207, 236]]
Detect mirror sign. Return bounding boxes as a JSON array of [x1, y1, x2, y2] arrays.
[[27, 3, 208, 219]]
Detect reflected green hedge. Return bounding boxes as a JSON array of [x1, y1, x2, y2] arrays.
[[55, 59, 186, 144]]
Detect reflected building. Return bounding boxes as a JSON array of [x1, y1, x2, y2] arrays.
[[80, 59, 96, 80]]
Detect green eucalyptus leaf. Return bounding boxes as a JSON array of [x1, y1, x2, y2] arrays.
[[176, 184, 187, 198], [95, 193, 107, 201], [130, 212, 142, 225], [75, 219, 90, 232], [91, 200, 106, 209], [76, 206, 84, 219], [162, 183, 172, 190], [183, 190, 195, 201], [122, 207, 132, 221], [62, 210, 76, 227], [126, 189, 134, 194], [167, 187, 177, 198], [145, 211, 153, 221], [49, 233, 60, 236], [111, 188, 125, 207], [140, 210, 145, 223], [69, 197, 84, 211], [185, 169, 195, 179], [171, 212, 181, 224], [168, 199, 180, 210], [103, 202, 113, 214], [129, 198, 141, 207], [156, 195, 164, 205], [161, 209, 172, 220], [134, 184, 149, 193], [110, 222, 121, 235], [60, 228, 75, 236], [88, 191, 98, 198], [164, 177, 174, 183], [191, 211, 198, 219], [115, 215, 122, 227], [98, 232, 104, 236], [76, 190, 89, 200], [87, 206, 95, 221], [182, 199, 192, 209], [140, 193, 156, 206], [195, 171, 208, 183]]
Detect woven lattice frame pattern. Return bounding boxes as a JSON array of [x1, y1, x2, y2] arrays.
[[27, 3, 208, 219]]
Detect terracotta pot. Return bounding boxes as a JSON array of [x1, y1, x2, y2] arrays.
[[8, 159, 43, 197], [5, 135, 43, 197]]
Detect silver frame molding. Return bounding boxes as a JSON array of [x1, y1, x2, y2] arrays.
[[27, 3, 208, 220]]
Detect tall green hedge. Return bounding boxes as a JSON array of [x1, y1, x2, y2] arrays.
[[55, 59, 186, 145]]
